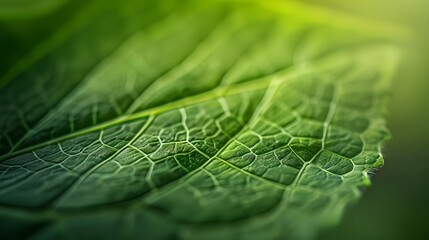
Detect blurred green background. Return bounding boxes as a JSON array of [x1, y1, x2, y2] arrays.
[[302, 0, 429, 239], [0, 0, 427, 239]]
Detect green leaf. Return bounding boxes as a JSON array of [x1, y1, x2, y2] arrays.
[[0, 0, 399, 239]]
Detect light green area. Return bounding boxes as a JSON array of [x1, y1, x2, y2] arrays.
[[0, 0, 400, 239]]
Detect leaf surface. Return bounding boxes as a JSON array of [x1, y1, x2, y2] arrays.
[[0, 0, 398, 239]]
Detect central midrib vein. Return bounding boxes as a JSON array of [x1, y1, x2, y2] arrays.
[[0, 74, 272, 162], [0, 48, 356, 162]]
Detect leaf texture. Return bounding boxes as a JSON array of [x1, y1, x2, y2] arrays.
[[0, 0, 398, 239]]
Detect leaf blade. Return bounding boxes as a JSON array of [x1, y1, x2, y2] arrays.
[[0, 1, 399, 239]]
